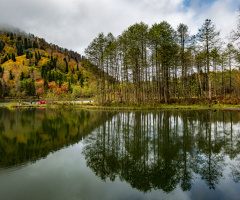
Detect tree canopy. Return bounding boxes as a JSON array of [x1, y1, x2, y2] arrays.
[[85, 17, 240, 105]]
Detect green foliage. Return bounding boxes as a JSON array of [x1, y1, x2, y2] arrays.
[[49, 56, 57, 70], [20, 71, 24, 81], [9, 33, 14, 40], [0, 40, 5, 53], [11, 53, 16, 62], [77, 71, 84, 87], [0, 66, 3, 78], [64, 58, 69, 73], [26, 51, 33, 59], [17, 43, 24, 56], [33, 40, 38, 48], [1, 54, 8, 64], [71, 86, 82, 98], [67, 80, 71, 93], [58, 73, 63, 88], [0, 81, 3, 98], [47, 70, 52, 82], [0, 44, 85, 98], [41, 65, 48, 79], [9, 70, 14, 80], [21, 79, 36, 96], [24, 38, 28, 49], [44, 79, 48, 94]]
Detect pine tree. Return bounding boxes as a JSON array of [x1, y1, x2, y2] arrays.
[[38, 51, 41, 60], [20, 71, 24, 81], [78, 71, 84, 87], [17, 43, 24, 56], [33, 41, 38, 48], [9, 70, 14, 80], [10, 33, 14, 40], [85, 33, 107, 104], [28, 39, 32, 48], [177, 23, 190, 94], [26, 51, 30, 59], [0, 81, 3, 98], [31, 79, 36, 96], [0, 40, 5, 53], [58, 73, 62, 88], [0, 67, 3, 78], [68, 80, 71, 93], [44, 79, 48, 93], [12, 53, 16, 62], [24, 38, 28, 49], [198, 19, 220, 100], [41, 65, 48, 79], [225, 43, 235, 96], [64, 58, 69, 73], [47, 71, 52, 82], [34, 52, 38, 65], [2, 55, 8, 63]]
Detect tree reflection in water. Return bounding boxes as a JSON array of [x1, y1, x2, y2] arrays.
[[82, 110, 240, 193], [1, 108, 240, 194], [0, 108, 115, 168]]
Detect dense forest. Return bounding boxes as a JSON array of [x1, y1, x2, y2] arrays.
[[0, 27, 112, 100], [1, 14, 240, 105], [85, 14, 240, 105]]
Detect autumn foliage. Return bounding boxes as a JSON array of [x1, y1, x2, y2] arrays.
[[0, 29, 98, 99]]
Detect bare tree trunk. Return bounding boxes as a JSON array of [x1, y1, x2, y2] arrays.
[[197, 64, 203, 97], [229, 56, 232, 97], [214, 60, 217, 97], [207, 45, 212, 100]]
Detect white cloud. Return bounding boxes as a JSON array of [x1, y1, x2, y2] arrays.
[[204, 0, 238, 39], [0, 0, 238, 54]]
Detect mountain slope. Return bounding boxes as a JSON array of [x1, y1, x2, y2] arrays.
[[0, 28, 99, 99]]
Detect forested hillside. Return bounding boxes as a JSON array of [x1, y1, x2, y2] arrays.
[[85, 17, 240, 105], [2, 15, 240, 106], [0, 27, 106, 100]]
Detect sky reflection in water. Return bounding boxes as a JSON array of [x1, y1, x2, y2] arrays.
[[0, 108, 239, 200]]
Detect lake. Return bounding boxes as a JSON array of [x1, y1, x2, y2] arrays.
[[0, 108, 240, 200], [0, 100, 93, 106]]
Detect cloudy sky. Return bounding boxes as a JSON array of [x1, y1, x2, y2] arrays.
[[0, 0, 239, 55]]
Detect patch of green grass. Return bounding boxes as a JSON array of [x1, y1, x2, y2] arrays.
[[3, 101, 240, 111]]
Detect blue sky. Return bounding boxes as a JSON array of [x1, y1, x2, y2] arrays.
[[185, 0, 217, 7], [0, 0, 239, 54]]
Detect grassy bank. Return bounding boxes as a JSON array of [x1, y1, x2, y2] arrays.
[[3, 101, 240, 111], [80, 104, 240, 111]]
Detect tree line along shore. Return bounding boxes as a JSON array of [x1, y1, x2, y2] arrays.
[[1, 13, 240, 106], [85, 15, 240, 106]]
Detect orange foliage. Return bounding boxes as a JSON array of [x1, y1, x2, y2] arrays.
[[36, 80, 44, 96]]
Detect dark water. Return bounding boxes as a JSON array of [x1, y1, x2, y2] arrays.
[[0, 108, 240, 200]]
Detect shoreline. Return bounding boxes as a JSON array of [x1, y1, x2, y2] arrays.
[[2, 102, 240, 111]]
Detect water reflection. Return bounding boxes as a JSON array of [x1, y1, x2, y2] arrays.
[[0, 108, 115, 168], [1, 108, 240, 196], [82, 110, 240, 193]]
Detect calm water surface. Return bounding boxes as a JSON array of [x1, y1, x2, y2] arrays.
[[0, 108, 240, 200]]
